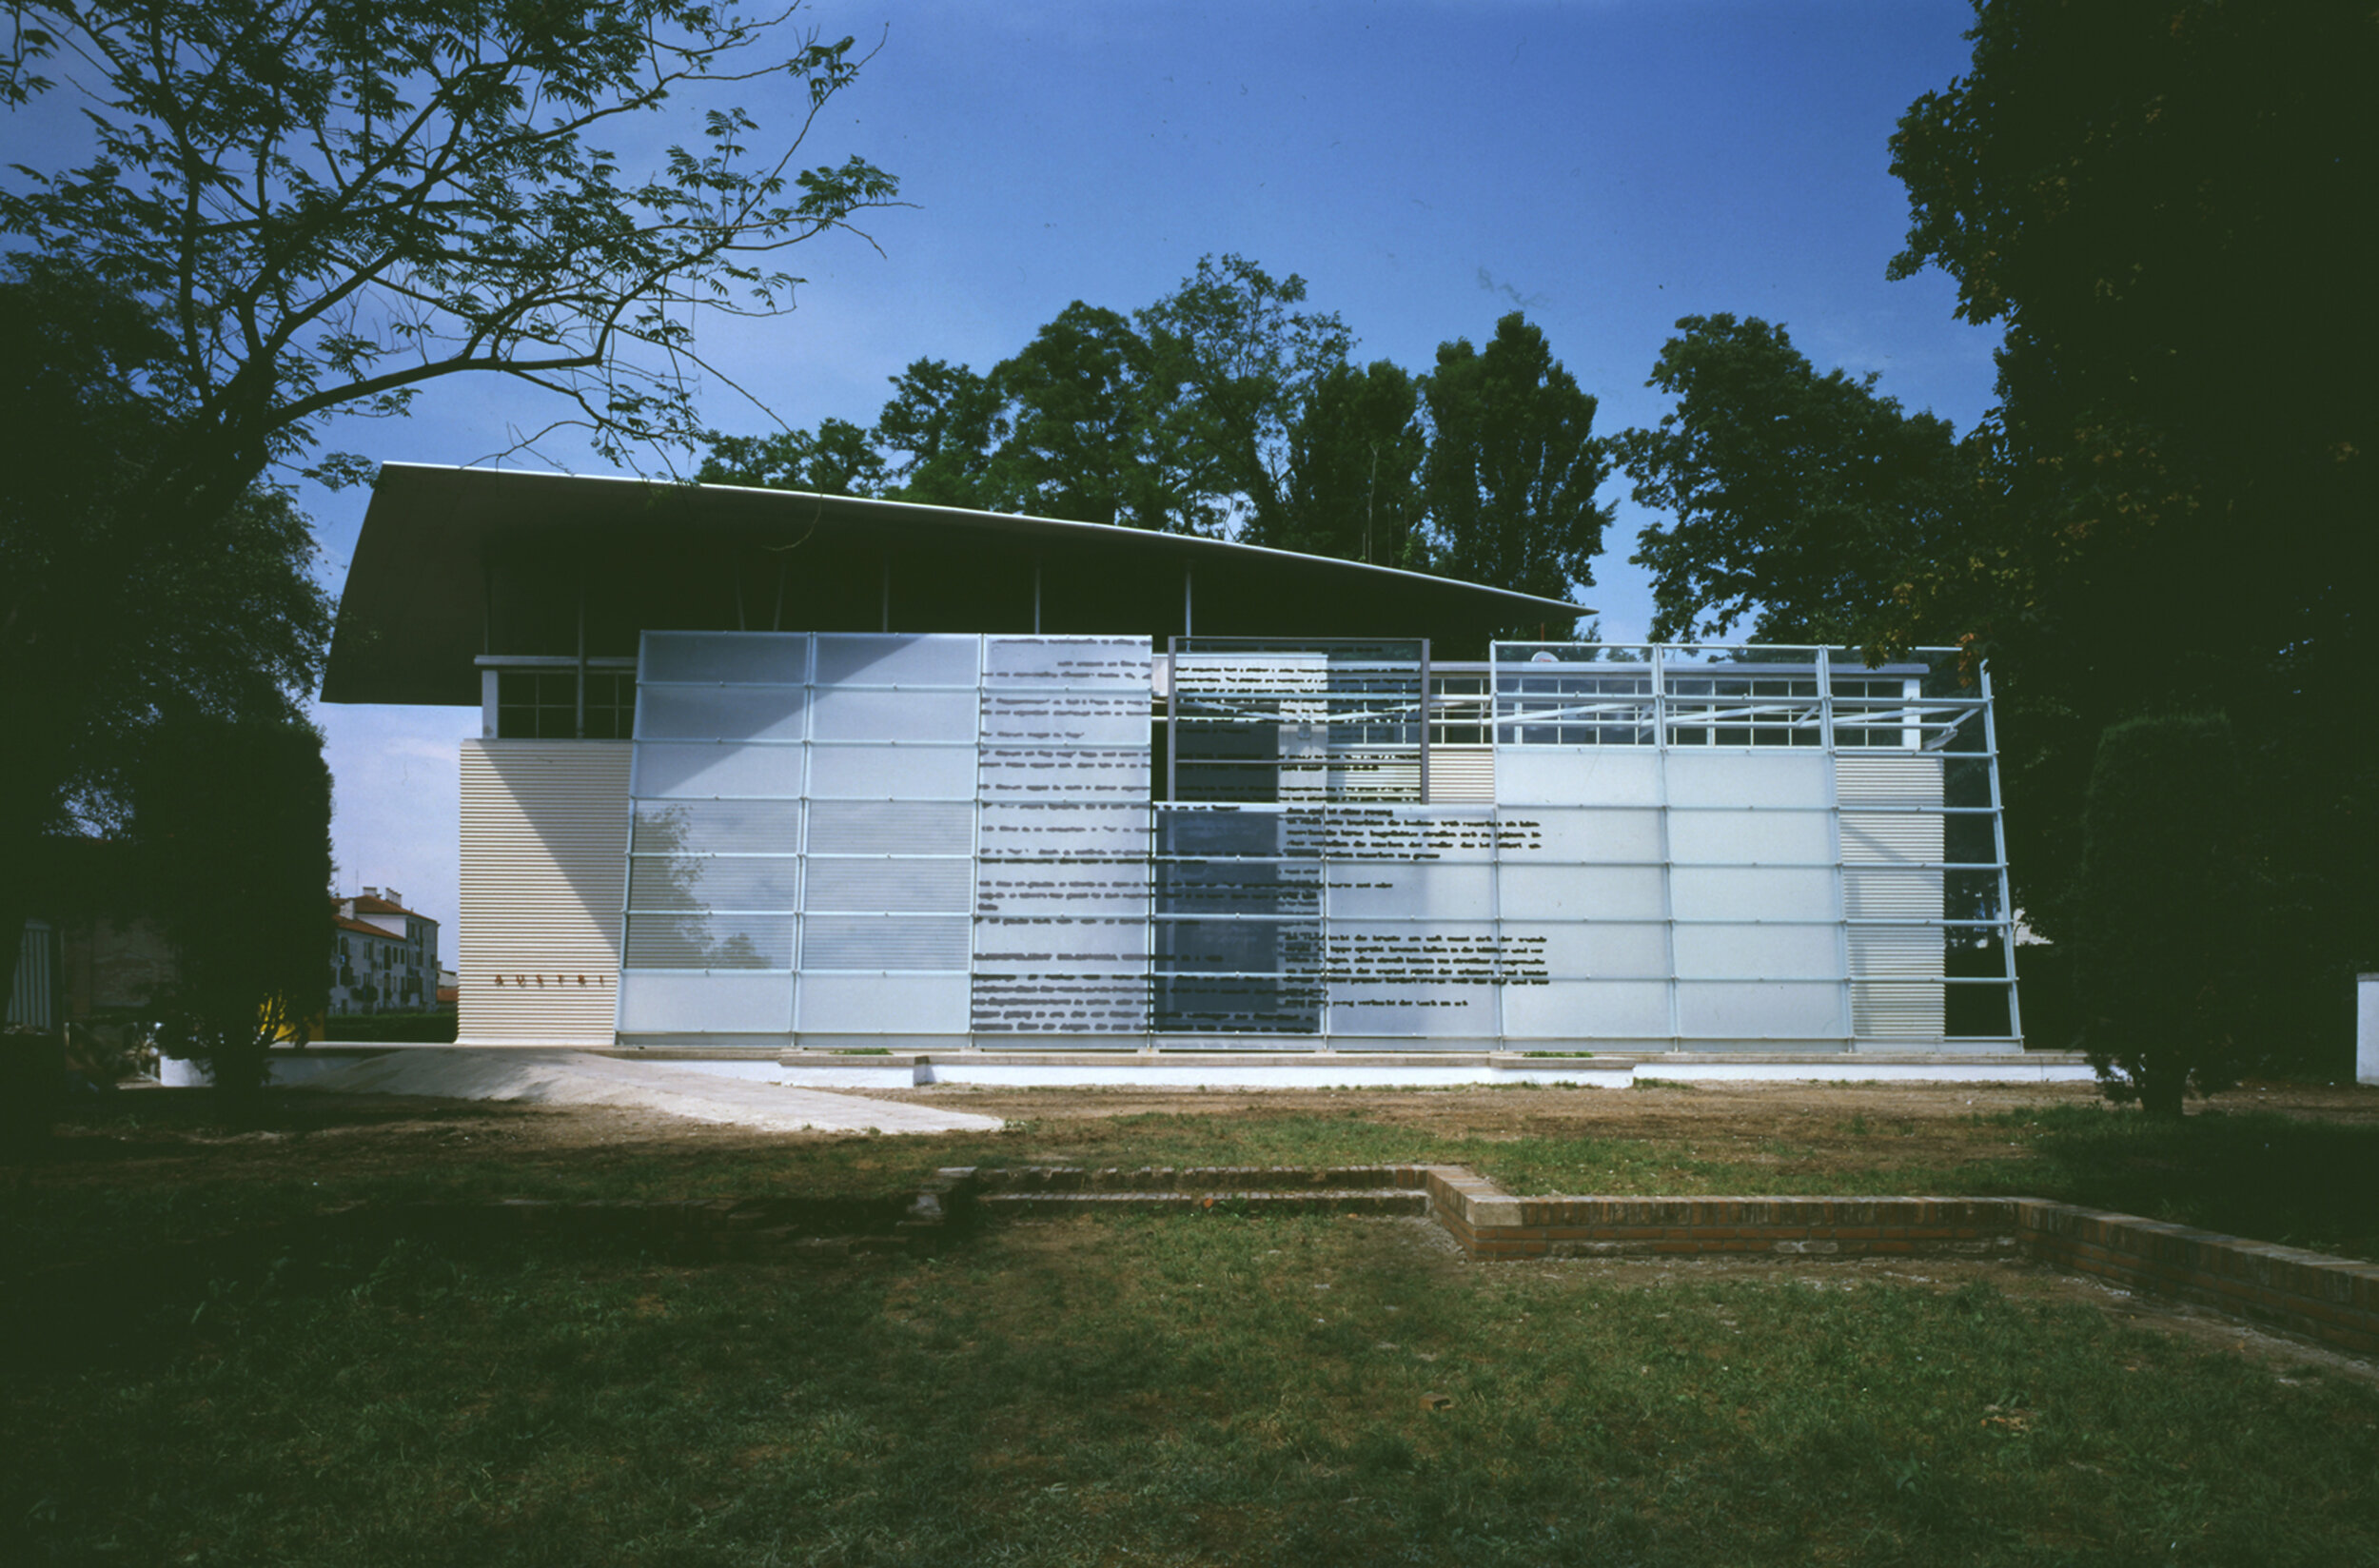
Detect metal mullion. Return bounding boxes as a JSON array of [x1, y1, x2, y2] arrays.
[[1977, 661, 2022, 1043]]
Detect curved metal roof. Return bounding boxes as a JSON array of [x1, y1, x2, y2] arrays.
[[323, 463, 1593, 706]]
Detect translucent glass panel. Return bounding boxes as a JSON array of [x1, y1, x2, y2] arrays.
[[977, 865, 1152, 918], [800, 915, 971, 970], [1663, 751, 1831, 809], [632, 800, 801, 855], [1515, 809, 1663, 862], [811, 687, 977, 742], [632, 742, 804, 799], [973, 637, 1153, 1034], [1669, 867, 1837, 923], [979, 749, 1149, 800], [1504, 981, 1670, 1038], [1324, 863, 1493, 920], [1677, 982, 1841, 1037], [1668, 810, 1833, 865], [619, 970, 791, 1033], [1494, 749, 1662, 806], [624, 913, 794, 969], [803, 857, 973, 913], [1499, 864, 1665, 921], [813, 634, 979, 687], [808, 800, 973, 856], [981, 694, 1148, 747], [1674, 924, 1839, 979], [799, 972, 969, 1033], [641, 632, 809, 685], [627, 856, 800, 911], [806, 745, 977, 799], [1502, 921, 1669, 980], [636, 686, 806, 741]]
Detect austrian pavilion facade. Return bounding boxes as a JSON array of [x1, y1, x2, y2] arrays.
[[324, 464, 2029, 1075]]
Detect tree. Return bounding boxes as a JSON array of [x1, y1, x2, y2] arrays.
[[699, 419, 887, 497], [138, 715, 334, 1099], [0, 260, 333, 999], [1, 0, 894, 991], [1887, 0, 2375, 1063], [989, 302, 1217, 534], [1421, 312, 1612, 629], [2071, 715, 2259, 1115], [1136, 253, 1353, 544], [874, 359, 1008, 509], [1617, 314, 1973, 646], [1279, 360, 1428, 568]]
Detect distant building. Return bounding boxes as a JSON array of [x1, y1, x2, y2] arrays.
[[330, 888, 440, 1014]]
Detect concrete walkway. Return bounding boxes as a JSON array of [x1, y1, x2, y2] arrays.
[[292, 1049, 1003, 1136]]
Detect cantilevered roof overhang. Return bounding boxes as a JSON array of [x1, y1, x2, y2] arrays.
[[322, 463, 1592, 706]]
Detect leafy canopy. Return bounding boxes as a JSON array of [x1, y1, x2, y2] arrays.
[[0, 0, 899, 501]]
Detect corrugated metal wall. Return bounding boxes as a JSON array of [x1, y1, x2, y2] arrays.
[[460, 741, 631, 1044], [1428, 746, 1495, 802]]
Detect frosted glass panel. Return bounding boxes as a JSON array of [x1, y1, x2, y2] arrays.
[[1324, 923, 1503, 985], [980, 694, 1149, 747], [632, 800, 801, 855], [799, 914, 971, 970], [1499, 864, 1665, 921], [802, 856, 973, 913], [978, 864, 1153, 917], [1504, 921, 1669, 980], [807, 799, 973, 856], [799, 972, 969, 1032], [626, 855, 801, 912], [1494, 749, 1661, 806], [1668, 810, 1834, 865], [1516, 809, 1663, 862], [979, 748, 1149, 799], [973, 917, 1150, 962], [814, 634, 978, 687], [980, 802, 1150, 860], [619, 970, 790, 1033], [1325, 863, 1494, 919], [1328, 988, 1496, 1037], [1677, 980, 1842, 1038], [632, 742, 804, 799], [806, 744, 977, 799], [637, 685, 806, 741], [1664, 751, 1830, 808], [1153, 860, 1321, 916], [1504, 981, 1670, 1038], [1669, 866, 1837, 922], [812, 687, 977, 742], [639, 632, 807, 686], [623, 913, 793, 969], [1294, 808, 1504, 862], [1674, 923, 1840, 979], [984, 637, 1152, 685]]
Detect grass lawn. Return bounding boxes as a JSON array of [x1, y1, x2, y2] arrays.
[[6, 1081, 2378, 1564]]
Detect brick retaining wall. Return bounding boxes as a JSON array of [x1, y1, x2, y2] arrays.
[[1421, 1167, 2379, 1360]]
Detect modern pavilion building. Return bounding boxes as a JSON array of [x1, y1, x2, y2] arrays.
[[322, 464, 2026, 1068]]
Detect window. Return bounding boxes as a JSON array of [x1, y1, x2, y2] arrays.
[[494, 667, 637, 738]]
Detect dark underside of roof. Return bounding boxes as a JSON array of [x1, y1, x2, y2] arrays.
[[322, 465, 1591, 707]]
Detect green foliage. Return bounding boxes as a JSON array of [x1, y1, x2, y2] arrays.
[[1618, 314, 1972, 646], [698, 417, 888, 497], [990, 302, 1212, 532], [1421, 311, 1610, 629], [136, 716, 334, 1096], [2071, 715, 2258, 1114], [1279, 359, 1429, 567], [0, 0, 898, 486], [0, 261, 334, 1002], [1136, 253, 1355, 542], [874, 358, 1010, 508], [1883, 0, 2375, 1049]]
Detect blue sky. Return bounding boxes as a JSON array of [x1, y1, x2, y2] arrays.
[[245, 0, 2000, 946]]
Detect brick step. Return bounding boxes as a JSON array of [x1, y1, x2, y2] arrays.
[[978, 1189, 1430, 1218], [968, 1165, 1436, 1195]]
